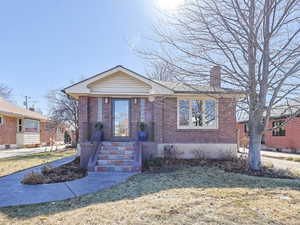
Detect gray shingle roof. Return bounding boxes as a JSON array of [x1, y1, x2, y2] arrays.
[[155, 80, 244, 94]]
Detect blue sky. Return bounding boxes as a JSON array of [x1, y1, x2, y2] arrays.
[[0, 0, 158, 113]]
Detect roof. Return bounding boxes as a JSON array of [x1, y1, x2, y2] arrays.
[[155, 80, 244, 94], [237, 97, 300, 123], [269, 97, 300, 119], [0, 98, 49, 121], [63, 65, 244, 97]]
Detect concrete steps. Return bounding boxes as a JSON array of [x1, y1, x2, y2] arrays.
[[92, 142, 141, 173], [95, 165, 141, 172]]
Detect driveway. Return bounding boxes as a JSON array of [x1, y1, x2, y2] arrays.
[[0, 145, 67, 159], [240, 148, 300, 173], [0, 157, 137, 207]]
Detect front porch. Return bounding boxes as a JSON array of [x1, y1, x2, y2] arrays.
[[78, 97, 155, 143]]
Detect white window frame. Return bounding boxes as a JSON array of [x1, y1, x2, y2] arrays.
[[0, 115, 4, 125], [177, 97, 219, 129]]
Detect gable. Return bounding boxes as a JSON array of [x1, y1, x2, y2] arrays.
[[64, 66, 173, 98], [87, 71, 151, 94]]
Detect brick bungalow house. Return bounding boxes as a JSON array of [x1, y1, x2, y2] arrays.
[[64, 65, 243, 172], [237, 99, 300, 152], [0, 98, 69, 149]]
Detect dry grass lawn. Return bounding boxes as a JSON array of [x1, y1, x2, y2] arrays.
[[0, 166, 299, 225], [0, 149, 76, 177]]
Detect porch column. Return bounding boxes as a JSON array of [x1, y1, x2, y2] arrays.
[[153, 97, 164, 143], [131, 98, 140, 141], [79, 96, 89, 142]]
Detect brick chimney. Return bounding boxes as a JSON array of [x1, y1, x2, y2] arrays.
[[210, 66, 221, 88]]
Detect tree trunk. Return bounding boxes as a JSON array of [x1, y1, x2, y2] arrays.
[[248, 125, 262, 171]]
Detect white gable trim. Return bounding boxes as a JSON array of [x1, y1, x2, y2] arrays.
[[64, 66, 173, 98]]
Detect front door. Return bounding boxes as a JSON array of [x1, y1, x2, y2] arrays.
[[112, 99, 130, 139]]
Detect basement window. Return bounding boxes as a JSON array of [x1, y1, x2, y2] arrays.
[[177, 98, 218, 129], [272, 121, 286, 136]]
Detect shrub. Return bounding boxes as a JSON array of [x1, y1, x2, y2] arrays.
[[139, 122, 147, 131], [95, 122, 104, 130], [143, 158, 164, 171], [21, 157, 87, 185], [21, 171, 46, 185]]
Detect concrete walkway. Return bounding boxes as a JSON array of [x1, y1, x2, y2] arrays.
[[0, 145, 68, 159], [0, 157, 137, 207]]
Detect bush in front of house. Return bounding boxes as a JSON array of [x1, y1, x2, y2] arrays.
[[21, 157, 87, 185], [142, 155, 299, 179], [22, 171, 46, 185]]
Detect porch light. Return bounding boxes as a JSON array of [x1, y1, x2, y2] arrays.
[[148, 96, 155, 102], [104, 97, 109, 104]]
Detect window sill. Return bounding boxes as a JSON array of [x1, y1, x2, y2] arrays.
[[176, 128, 219, 132]]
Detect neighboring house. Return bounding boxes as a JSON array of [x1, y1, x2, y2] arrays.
[[64, 65, 243, 172], [0, 98, 69, 149], [41, 122, 74, 147], [237, 98, 300, 152]]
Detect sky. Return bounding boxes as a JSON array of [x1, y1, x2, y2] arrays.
[[0, 0, 163, 114]]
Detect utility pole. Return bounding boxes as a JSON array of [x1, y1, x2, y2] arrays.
[[24, 96, 31, 109]]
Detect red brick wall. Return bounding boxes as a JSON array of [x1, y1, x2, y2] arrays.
[[40, 122, 66, 146], [79, 96, 237, 144], [131, 98, 140, 140], [159, 97, 237, 144], [79, 96, 89, 142], [265, 117, 300, 150], [0, 115, 17, 145]]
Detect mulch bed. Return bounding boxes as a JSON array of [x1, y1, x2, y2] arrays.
[[22, 157, 87, 185], [142, 156, 298, 179]]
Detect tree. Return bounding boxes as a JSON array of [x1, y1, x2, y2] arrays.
[[0, 83, 12, 100], [47, 90, 79, 144], [146, 61, 175, 81], [139, 0, 300, 170]]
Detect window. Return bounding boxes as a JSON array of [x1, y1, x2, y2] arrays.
[[23, 119, 40, 133], [140, 98, 146, 122], [178, 98, 218, 129], [17, 119, 23, 132], [272, 121, 286, 136], [0, 115, 3, 125]]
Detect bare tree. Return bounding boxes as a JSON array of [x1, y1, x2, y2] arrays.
[[146, 61, 175, 81], [47, 90, 79, 143], [0, 83, 12, 100], [139, 0, 300, 170]]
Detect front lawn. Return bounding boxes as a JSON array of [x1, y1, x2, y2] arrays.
[[0, 165, 299, 225], [0, 149, 76, 177]]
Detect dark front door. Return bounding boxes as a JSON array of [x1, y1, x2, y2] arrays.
[[112, 99, 130, 139]]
